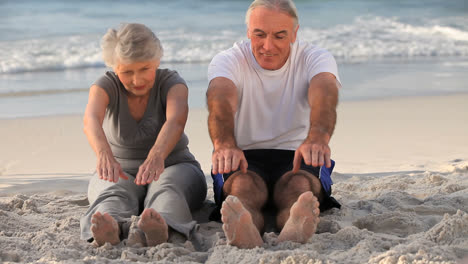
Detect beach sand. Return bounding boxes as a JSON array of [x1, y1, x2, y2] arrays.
[[1, 94, 467, 263]]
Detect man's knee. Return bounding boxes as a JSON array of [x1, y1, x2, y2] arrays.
[[285, 173, 312, 192], [223, 171, 267, 206], [274, 171, 323, 206], [276, 171, 312, 190]]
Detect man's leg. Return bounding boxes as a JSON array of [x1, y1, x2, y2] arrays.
[[274, 170, 323, 243], [221, 171, 267, 248]]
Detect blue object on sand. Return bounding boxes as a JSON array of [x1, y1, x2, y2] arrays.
[[211, 172, 224, 205], [319, 159, 335, 196]]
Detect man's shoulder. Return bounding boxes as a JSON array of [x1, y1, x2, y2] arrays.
[[295, 40, 331, 57], [216, 40, 251, 59], [209, 40, 252, 72]]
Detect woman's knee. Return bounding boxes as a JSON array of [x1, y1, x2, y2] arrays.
[[145, 163, 206, 206]]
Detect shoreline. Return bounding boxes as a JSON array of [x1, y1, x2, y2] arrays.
[[1, 93, 467, 191], [1, 91, 468, 120]]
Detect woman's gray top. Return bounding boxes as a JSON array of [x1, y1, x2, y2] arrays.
[[94, 69, 200, 174]]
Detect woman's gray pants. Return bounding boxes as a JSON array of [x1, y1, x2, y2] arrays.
[[80, 162, 207, 241]]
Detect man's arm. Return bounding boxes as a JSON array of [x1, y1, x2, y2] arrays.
[[206, 77, 248, 174], [293, 72, 339, 172]]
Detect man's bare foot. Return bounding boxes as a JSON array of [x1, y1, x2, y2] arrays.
[[138, 208, 168, 246], [90, 212, 120, 246], [277, 191, 320, 243], [221, 195, 263, 249]]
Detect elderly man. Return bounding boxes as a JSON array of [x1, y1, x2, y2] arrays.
[[207, 0, 341, 248]]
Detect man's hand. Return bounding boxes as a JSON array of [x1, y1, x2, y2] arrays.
[[97, 150, 128, 183], [295, 72, 338, 173], [293, 137, 332, 173], [212, 146, 248, 175], [135, 154, 165, 185]]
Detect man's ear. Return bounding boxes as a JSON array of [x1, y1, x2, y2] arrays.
[[291, 24, 299, 43]]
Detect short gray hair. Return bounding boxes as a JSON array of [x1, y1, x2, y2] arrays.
[[101, 23, 163, 68], [245, 0, 298, 28]]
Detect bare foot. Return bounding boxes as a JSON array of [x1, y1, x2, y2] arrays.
[[127, 216, 146, 247], [277, 191, 320, 243], [90, 212, 120, 246], [221, 195, 263, 249], [138, 208, 168, 246]]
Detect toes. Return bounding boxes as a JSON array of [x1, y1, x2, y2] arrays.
[[149, 209, 157, 218], [313, 208, 320, 216], [102, 213, 113, 221], [141, 209, 151, 219], [225, 195, 236, 202], [222, 223, 230, 233], [221, 206, 229, 216], [298, 191, 314, 202]]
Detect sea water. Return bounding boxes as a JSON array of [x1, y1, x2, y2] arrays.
[[1, 0, 467, 118]]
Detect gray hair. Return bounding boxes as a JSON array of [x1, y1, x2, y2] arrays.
[[101, 23, 163, 68], [245, 0, 298, 28]]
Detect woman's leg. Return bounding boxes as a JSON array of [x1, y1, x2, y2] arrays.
[[80, 172, 146, 242], [143, 163, 207, 239]]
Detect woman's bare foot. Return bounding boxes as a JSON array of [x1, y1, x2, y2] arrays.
[[221, 195, 263, 249], [127, 216, 146, 247], [277, 191, 320, 243], [138, 208, 168, 246], [90, 212, 120, 246]]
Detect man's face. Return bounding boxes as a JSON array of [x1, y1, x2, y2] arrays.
[[247, 7, 298, 70]]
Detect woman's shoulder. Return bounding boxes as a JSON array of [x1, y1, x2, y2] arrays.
[[156, 68, 179, 78], [94, 71, 120, 89], [95, 71, 119, 85], [93, 71, 123, 105], [155, 68, 186, 86]]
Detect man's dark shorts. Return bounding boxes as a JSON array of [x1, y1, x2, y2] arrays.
[[209, 149, 341, 221]]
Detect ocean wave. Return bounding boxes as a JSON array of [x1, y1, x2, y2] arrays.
[[1, 16, 468, 74], [305, 16, 468, 61]]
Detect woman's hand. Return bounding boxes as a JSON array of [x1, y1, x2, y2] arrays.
[[97, 150, 128, 183], [135, 154, 165, 185]]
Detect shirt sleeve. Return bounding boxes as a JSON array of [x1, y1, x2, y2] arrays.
[[207, 48, 241, 87], [305, 47, 341, 86], [157, 69, 188, 109], [93, 71, 120, 112]]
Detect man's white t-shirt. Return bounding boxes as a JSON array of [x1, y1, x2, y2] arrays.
[[207, 39, 340, 151]]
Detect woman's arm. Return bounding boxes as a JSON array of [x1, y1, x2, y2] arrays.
[[134, 83, 189, 185], [83, 85, 128, 182]]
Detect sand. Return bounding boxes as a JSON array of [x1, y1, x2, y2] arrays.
[[1, 94, 467, 263]]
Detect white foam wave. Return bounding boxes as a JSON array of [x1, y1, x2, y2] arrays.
[[303, 16, 468, 60], [1, 16, 467, 74], [0, 35, 103, 74], [0, 30, 241, 74]]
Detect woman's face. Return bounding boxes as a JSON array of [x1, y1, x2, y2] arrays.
[[114, 59, 160, 97]]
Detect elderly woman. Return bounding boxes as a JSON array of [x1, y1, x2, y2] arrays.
[[80, 23, 207, 247]]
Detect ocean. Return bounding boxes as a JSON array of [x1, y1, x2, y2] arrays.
[[1, 0, 467, 118]]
